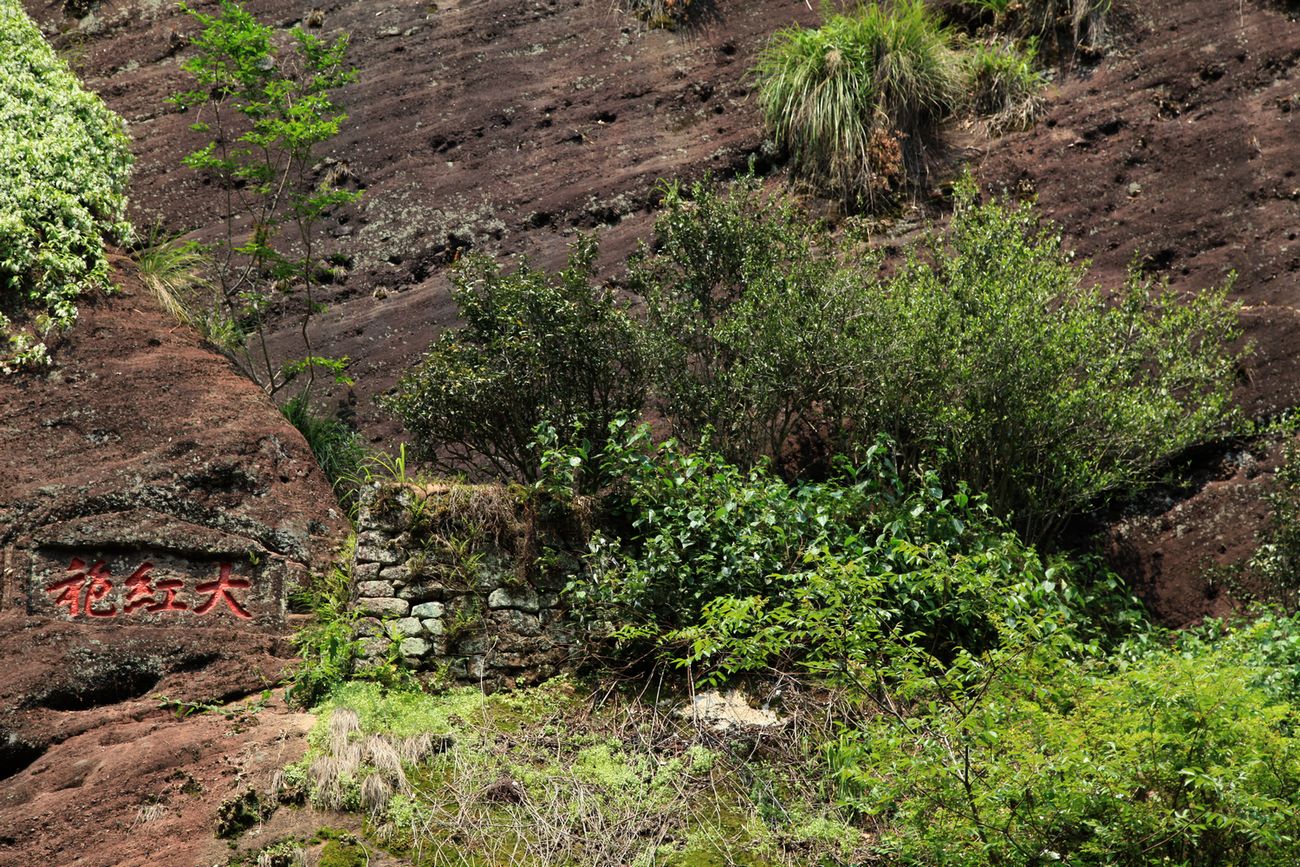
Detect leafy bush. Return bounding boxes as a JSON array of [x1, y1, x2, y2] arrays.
[[841, 613, 1300, 865], [560, 424, 1136, 667], [0, 0, 132, 370], [858, 182, 1240, 540], [962, 38, 1046, 135], [631, 176, 1241, 540], [755, 0, 961, 208], [629, 176, 871, 469], [384, 237, 646, 488]]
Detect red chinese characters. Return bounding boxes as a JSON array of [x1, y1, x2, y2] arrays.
[[122, 563, 188, 614], [45, 558, 116, 618], [194, 564, 252, 620], [45, 558, 253, 620]]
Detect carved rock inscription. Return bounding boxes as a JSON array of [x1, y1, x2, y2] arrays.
[[28, 549, 285, 626]]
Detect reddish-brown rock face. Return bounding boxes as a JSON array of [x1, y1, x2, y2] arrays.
[[0, 256, 347, 806]]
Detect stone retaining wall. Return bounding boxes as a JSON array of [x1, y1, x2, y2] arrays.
[[350, 482, 575, 688]]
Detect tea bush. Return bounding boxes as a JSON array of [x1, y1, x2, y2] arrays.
[[864, 182, 1240, 540], [384, 237, 646, 488], [0, 0, 132, 370], [628, 175, 872, 469], [631, 177, 1241, 541], [559, 424, 1138, 666], [388, 177, 1240, 539]]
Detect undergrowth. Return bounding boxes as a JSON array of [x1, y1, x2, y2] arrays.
[[280, 678, 868, 866]]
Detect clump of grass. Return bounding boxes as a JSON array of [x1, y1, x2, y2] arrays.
[[966, 0, 1110, 58], [615, 0, 700, 29], [963, 38, 1046, 135], [280, 394, 366, 511], [132, 228, 246, 352], [755, 0, 961, 210]]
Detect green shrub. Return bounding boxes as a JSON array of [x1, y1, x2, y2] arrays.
[[755, 0, 960, 209], [962, 38, 1046, 135], [0, 0, 132, 370], [843, 613, 1300, 865], [631, 176, 1241, 541], [280, 394, 366, 512], [858, 181, 1240, 540], [629, 176, 871, 469], [384, 237, 646, 489], [559, 424, 1137, 666]]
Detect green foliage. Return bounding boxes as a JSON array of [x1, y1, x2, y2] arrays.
[[1219, 438, 1300, 608], [384, 236, 646, 488], [629, 176, 1241, 540], [280, 394, 366, 512], [629, 176, 870, 468], [865, 182, 1241, 540], [286, 540, 361, 708], [562, 423, 1137, 670], [389, 176, 1239, 539], [961, 38, 1046, 135], [842, 613, 1300, 865], [131, 228, 247, 351], [171, 0, 359, 397], [0, 0, 132, 370], [755, 0, 961, 208]]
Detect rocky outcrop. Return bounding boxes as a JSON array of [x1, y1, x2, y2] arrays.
[[0, 255, 348, 788]]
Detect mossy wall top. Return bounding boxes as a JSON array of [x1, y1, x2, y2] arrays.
[[0, 0, 132, 370]]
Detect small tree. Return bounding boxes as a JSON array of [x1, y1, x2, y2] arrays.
[[171, 0, 359, 397], [383, 237, 646, 488]]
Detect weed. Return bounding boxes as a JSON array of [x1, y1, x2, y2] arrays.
[[967, 0, 1110, 58], [962, 38, 1047, 135], [755, 0, 961, 209], [280, 394, 366, 511], [615, 0, 703, 29], [286, 539, 361, 708]]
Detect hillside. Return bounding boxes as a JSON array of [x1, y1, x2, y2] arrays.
[[2, 0, 1299, 862]]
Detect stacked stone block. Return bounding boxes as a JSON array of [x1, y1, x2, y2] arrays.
[[351, 482, 573, 688]]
